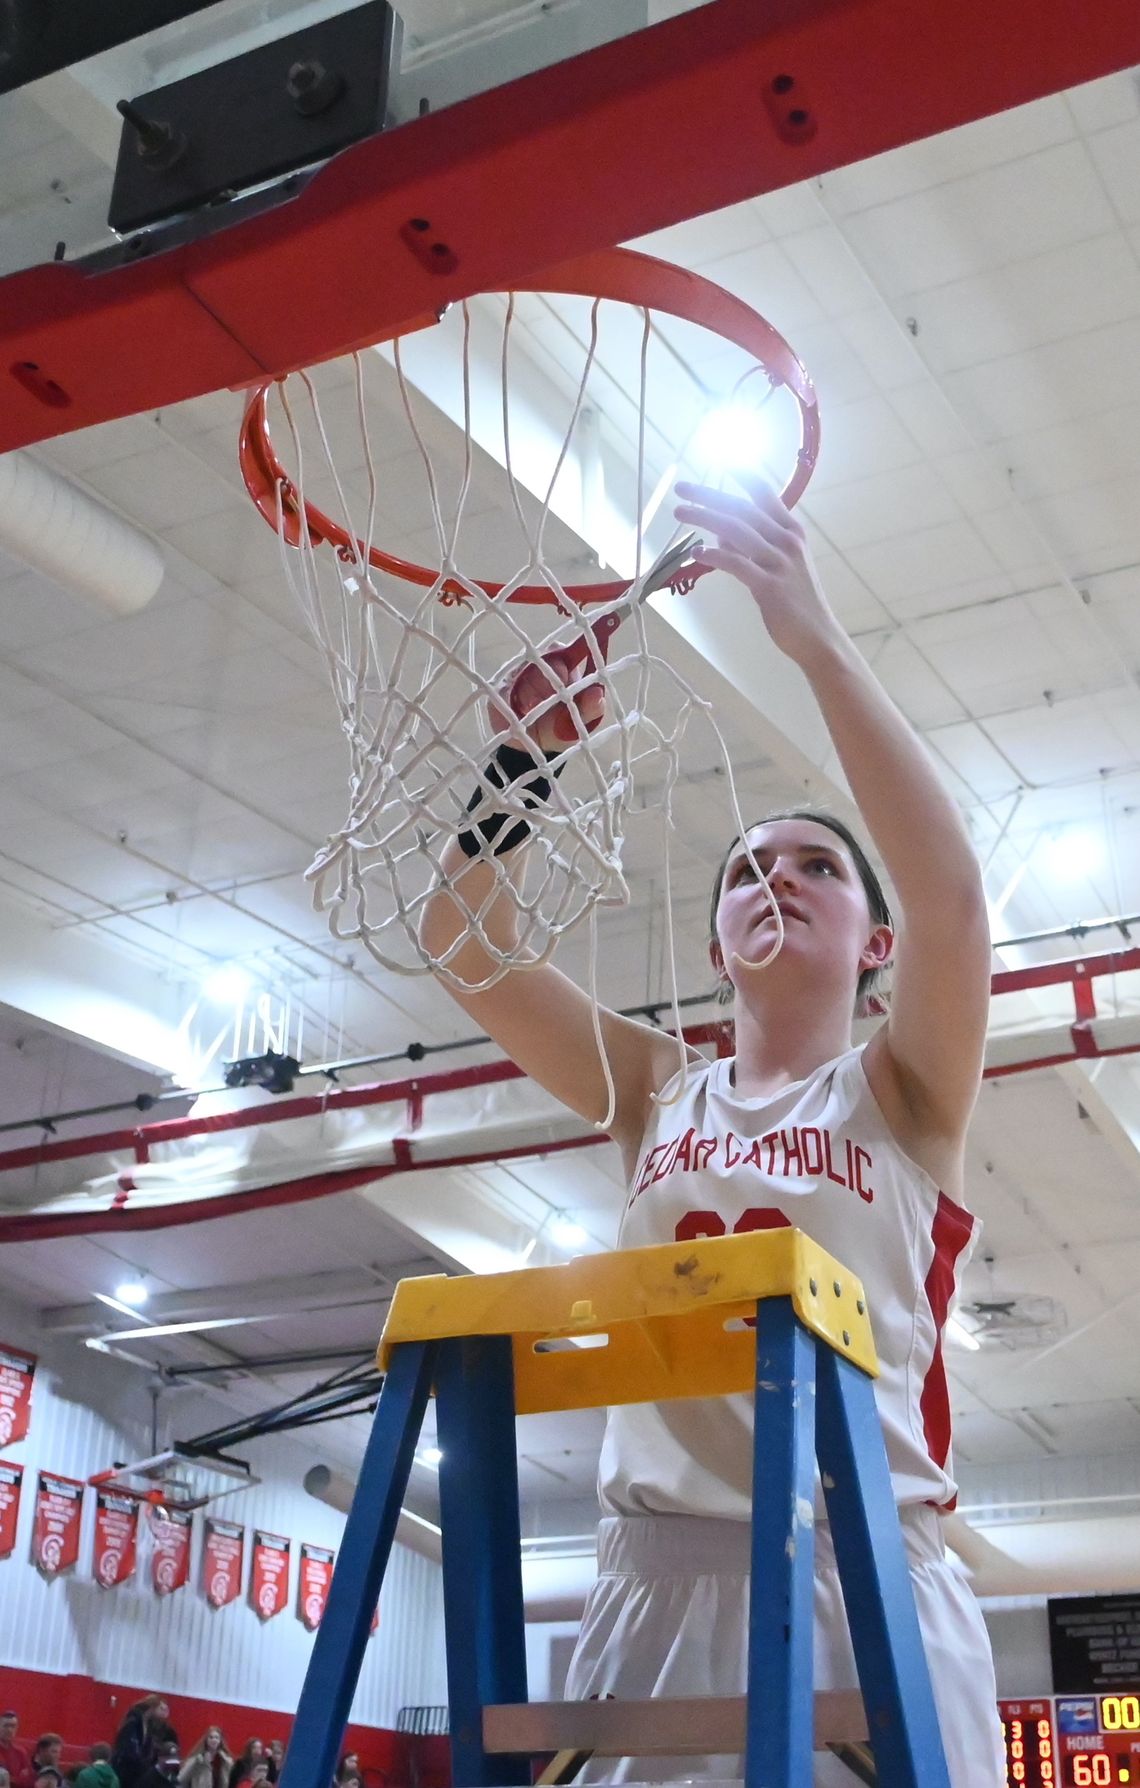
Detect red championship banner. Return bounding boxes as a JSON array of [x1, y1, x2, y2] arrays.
[[202, 1515, 244, 1608], [298, 1542, 335, 1630], [92, 1488, 138, 1588], [0, 1343, 36, 1447], [33, 1471, 83, 1577], [151, 1507, 192, 1596], [0, 1460, 23, 1558], [250, 1529, 290, 1621]]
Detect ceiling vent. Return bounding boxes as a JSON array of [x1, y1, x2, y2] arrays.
[[962, 1294, 1067, 1349]]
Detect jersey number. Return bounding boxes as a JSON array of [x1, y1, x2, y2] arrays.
[[675, 1209, 791, 1242]]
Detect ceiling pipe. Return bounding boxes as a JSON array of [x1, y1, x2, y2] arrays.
[[0, 450, 164, 614]]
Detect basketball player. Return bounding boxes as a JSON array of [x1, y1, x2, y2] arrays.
[[420, 473, 1004, 1785]]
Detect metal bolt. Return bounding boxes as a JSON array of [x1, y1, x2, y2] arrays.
[[809, 1278, 818, 1297], [286, 58, 346, 117], [842, 1330, 851, 1346], [856, 1298, 865, 1315], [833, 1280, 842, 1297]]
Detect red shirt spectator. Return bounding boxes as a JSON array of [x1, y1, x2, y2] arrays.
[[0, 1713, 33, 1788]]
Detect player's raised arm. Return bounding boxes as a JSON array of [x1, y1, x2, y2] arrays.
[[673, 475, 991, 1156], [418, 652, 679, 1159]]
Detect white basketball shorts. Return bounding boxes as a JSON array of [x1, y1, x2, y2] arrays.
[[563, 1506, 1006, 1786]]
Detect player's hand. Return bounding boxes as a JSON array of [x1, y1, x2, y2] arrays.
[[489, 652, 606, 752], [673, 472, 843, 671]]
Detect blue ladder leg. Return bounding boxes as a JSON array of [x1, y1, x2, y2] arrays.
[[434, 1333, 529, 1788], [280, 1339, 437, 1788], [815, 1344, 952, 1788], [747, 1294, 818, 1788]]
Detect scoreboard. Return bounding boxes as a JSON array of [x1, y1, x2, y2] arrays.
[[1001, 1697, 1140, 1787]]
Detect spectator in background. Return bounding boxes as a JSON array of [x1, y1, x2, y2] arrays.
[[30, 1742, 62, 1781], [178, 1731, 231, 1788], [137, 1743, 181, 1788], [75, 1744, 119, 1788], [226, 1743, 262, 1788], [235, 1765, 268, 1788], [262, 1748, 284, 1788], [112, 1697, 177, 1788], [33, 1770, 61, 1788], [334, 1758, 358, 1788], [0, 1715, 32, 1788]]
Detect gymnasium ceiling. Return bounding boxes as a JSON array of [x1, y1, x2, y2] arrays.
[[1, 1, 1140, 1557]]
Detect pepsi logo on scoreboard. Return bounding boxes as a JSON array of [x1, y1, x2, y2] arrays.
[[1001, 1698, 1140, 1785]]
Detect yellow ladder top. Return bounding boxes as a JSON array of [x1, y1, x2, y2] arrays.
[[377, 1228, 877, 1415]]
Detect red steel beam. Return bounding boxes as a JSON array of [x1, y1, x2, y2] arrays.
[[3, 0, 1139, 451], [0, 948, 1135, 1178]]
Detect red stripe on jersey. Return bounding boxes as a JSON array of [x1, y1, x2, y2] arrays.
[[920, 1190, 975, 1511]]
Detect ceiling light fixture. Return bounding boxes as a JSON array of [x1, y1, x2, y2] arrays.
[[549, 1214, 588, 1250], [113, 1278, 149, 1307]]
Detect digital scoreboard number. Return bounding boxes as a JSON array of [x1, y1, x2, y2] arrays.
[[1053, 1696, 1140, 1785], [1001, 1700, 1058, 1787]]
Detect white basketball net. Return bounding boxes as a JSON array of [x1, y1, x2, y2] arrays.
[[264, 292, 786, 1058]]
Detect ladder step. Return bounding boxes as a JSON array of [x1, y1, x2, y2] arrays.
[[483, 1692, 868, 1756]]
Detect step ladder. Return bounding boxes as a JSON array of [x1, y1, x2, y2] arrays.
[[278, 1229, 952, 1788]]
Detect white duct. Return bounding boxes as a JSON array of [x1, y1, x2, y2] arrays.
[[948, 1511, 1140, 1598], [304, 1462, 443, 1564], [0, 450, 164, 614], [303, 1462, 599, 1616]]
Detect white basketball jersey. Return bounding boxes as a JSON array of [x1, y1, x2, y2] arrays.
[[598, 1044, 978, 1518]]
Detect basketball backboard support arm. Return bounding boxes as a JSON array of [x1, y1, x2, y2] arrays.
[[2, 0, 1139, 454]]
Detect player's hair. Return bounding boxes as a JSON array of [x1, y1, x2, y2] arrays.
[[708, 809, 892, 1012]]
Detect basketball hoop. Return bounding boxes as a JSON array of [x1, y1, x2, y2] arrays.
[[231, 246, 820, 1056], [89, 1447, 259, 1523], [239, 248, 820, 606]]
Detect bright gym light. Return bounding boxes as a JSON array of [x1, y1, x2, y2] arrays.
[[113, 1278, 149, 1307], [1040, 827, 1107, 884], [550, 1214, 588, 1249], [416, 1446, 443, 1469], [203, 964, 253, 1005], [688, 402, 771, 473]]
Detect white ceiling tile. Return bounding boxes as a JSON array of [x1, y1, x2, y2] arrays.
[[1087, 119, 1140, 225], [36, 412, 163, 475], [780, 226, 879, 318], [1000, 406, 1140, 504], [933, 450, 1012, 514], [899, 233, 1140, 375], [802, 463, 961, 551], [924, 719, 1026, 802], [160, 506, 284, 587], [81, 445, 241, 533], [836, 309, 925, 391], [775, 319, 878, 406], [0, 566, 108, 653], [970, 506, 1058, 577], [939, 317, 1140, 440], [908, 595, 1117, 717], [808, 553, 894, 634], [627, 198, 771, 267], [806, 393, 924, 488], [751, 183, 829, 238], [1068, 68, 1140, 133], [886, 383, 975, 457], [699, 240, 827, 336], [819, 94, 1076, 217], [845, 520, 1004, 608], [985, 688, 1140, 783], [1029, 474, 1140, 565], [872, 633, 966, 730], [841, 142, 1117, 299]]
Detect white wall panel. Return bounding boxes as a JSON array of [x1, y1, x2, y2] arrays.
[[0, 1304, 446, 1725]]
